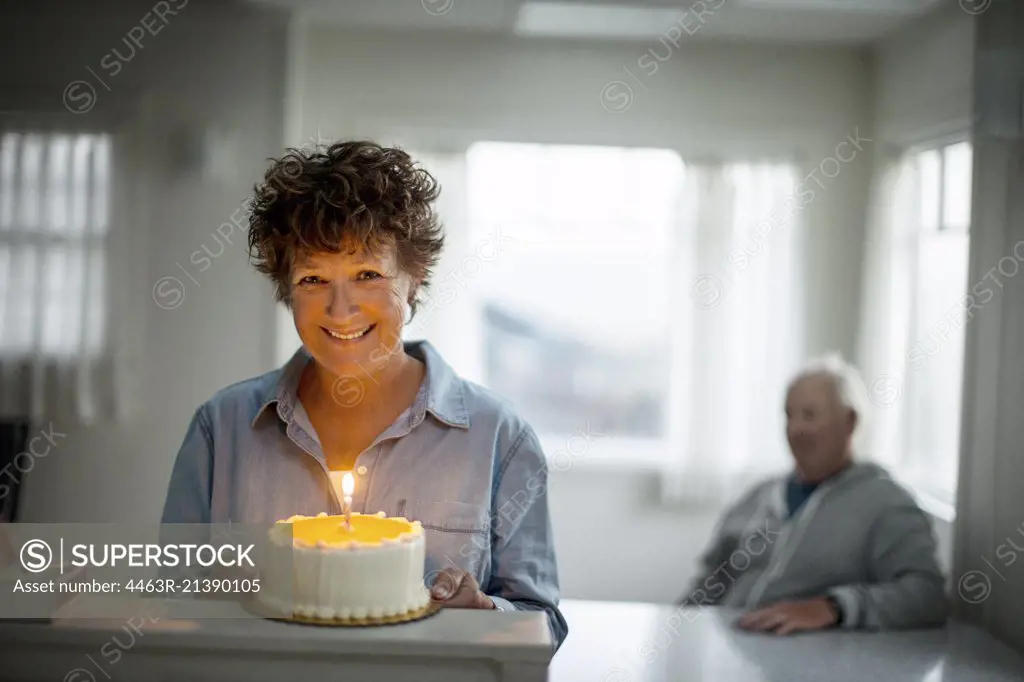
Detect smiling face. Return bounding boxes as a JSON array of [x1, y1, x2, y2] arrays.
[[289, 241, 415, 380], [784, 374, 856, 483]]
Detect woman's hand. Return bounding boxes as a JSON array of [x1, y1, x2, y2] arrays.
[[429, 567, 496, 610], [736, 598, 839, 635]]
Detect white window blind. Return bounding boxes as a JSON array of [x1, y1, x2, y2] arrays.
[[0, 132, 109, 360], [0, 123, 139, 425]]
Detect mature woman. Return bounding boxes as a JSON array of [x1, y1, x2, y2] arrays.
[[160, 140, 566, 648]]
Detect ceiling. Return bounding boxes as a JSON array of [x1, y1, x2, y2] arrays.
[[247, 0, 946, 45]]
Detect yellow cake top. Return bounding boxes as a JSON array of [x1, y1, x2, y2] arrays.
[[275, 511, 421, 549]]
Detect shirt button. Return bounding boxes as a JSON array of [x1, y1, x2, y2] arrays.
[[357, 466, 368, 475]]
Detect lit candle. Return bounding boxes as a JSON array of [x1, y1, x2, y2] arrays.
[[342, 472, 355, 531]]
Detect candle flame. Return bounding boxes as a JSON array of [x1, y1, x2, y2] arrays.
[[342, 472, 355, 496]]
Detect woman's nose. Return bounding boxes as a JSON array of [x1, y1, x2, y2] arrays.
[[326, 282, 358, 319]]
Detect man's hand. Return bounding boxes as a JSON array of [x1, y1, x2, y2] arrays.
[[429, 568, 496, 610], [737, 598, 839, 635]]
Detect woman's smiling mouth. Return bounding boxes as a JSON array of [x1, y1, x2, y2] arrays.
[[322, 324, 376, 342]]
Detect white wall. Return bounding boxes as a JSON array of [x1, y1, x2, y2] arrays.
[[954, 0, 1024, 654], [872, 2, 975, 147], [548, 468, 722, 602], [297, 24, 873, 602], [2, 0, 288, 523]]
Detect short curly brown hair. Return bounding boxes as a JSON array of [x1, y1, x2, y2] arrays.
[[247, 139, 445, 316]]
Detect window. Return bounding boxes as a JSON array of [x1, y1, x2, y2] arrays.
[[902, 140, 973, 501], [467, 143, 682, 457], [0, 132, 111, 361], [463, 142, 805, 477]]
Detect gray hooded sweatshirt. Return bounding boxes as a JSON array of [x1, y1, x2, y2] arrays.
[[677, 462, 949, 630]]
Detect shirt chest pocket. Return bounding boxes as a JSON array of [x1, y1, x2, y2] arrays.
[[396, 498, 491, 585]]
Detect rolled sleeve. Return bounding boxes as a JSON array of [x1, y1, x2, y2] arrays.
[[485, 425, 568, 651]]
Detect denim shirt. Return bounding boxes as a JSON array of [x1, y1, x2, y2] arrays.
[[160, 340, 567, 649]]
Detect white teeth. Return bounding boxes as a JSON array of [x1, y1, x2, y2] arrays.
[[327, 326, 371, 341]]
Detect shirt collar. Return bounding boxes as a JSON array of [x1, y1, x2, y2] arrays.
[[408, 340, 471, 429], [252, 339, 470, 430]]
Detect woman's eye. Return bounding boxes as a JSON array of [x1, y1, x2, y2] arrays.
[[298, 275, 324, 286], [356, 270, 383, 281]]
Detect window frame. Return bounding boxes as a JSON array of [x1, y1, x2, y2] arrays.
[[0, 128, 113, 364], [897, 134, 973, 515]]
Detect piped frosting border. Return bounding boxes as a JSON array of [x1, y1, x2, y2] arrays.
[[272, 511, 424, 551]]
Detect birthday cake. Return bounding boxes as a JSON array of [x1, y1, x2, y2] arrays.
[[259, 511, 432, 623]]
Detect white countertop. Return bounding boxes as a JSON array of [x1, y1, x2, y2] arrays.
[[549, 601, 1024, 682], [2, 597, 1023, 682], [0, 595, 553, 682]]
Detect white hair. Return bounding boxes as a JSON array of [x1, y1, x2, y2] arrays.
[[787, 351, 870, 438]]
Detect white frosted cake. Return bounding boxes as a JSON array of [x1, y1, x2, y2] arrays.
[[259, 511, 431, 622]]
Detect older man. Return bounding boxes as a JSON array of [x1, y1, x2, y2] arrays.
[[676, 354, 948, 634]]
